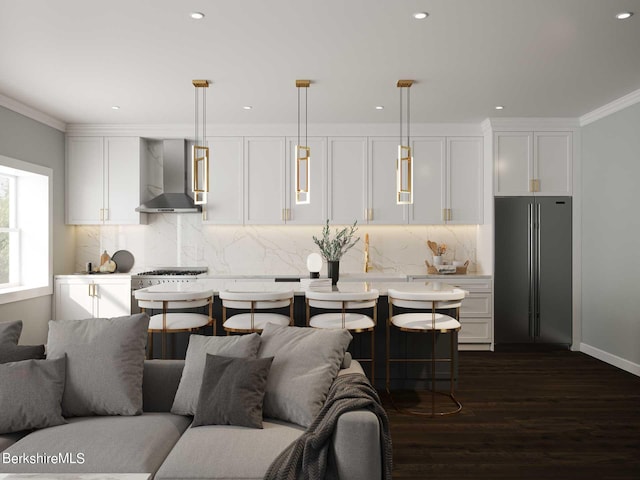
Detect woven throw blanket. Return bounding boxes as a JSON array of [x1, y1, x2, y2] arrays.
[[264, 373, 393, 480]]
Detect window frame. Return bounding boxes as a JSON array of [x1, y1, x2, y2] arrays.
[[0, 154, 53, 304]]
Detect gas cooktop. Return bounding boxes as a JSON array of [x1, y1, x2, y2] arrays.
[[135, 268, 208, 276]]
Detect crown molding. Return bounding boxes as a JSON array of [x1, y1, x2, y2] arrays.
[[579, 88, 640, 126], [484, 117, 580, 131], [0, 93, 66, 132], [65, 122, 484, 138]]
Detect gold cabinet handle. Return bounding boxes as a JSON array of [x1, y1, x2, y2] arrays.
[[530, 179, 540, 192]]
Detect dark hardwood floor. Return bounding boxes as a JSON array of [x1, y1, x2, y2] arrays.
[[382, 349, 640, 480]]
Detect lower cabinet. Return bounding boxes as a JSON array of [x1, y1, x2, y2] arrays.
[[409, 276, 493, 350], [54, 276, 132, 321]]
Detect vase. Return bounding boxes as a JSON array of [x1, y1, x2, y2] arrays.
[[327, 260, 340, 285], [433, 255, 443, 266]]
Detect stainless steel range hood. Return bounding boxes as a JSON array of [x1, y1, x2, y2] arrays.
[[136, 139, 202, 213]]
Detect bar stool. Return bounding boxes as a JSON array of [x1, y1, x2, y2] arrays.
[[219, 289, 294, 334], [305, 288, 379, 384], [134, 285, 215, 359], [387, 284, 466, 416]]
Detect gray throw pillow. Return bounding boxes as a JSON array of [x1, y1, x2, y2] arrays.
[[0, 320, 22, 346], [258, 323, 352, 427], [46, 313, 150, 417], [192, 354, 274, 429], [171, 333, 262, 416], [0, 357, 66, 434], [0, 344, 45, 364]]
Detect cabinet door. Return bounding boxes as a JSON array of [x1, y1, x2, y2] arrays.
[[94, 279, 132, 318], [105, 137, 144, 224], [409, 137, 445, 224], [286, 137, 327, 224], [328, 137, 367, 225], [368, 138, 407, 224], [534, 132, 572, 196], [204, 137, 244, 224], [447, 137, 483, 224], [54, 279, 95, 320], [66, 137, 104, 224], [244, 137, 286, 224], [494, 132, 532, 196]]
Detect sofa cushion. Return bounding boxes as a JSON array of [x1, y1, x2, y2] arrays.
[[154, 419, 305, 480], [171, 333, 261, 416], [0, 357, 66, 434], [1, 413, 191, 475], [193, 354, 273, 429], [0, 344, 46, 364], [258, 324, 352, 427], [47, 313, 150, 417], [0, 320, 22, 346]]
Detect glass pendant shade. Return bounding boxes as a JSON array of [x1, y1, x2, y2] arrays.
[[192, 79, 209, 205], [295, 80, 311, 205], [396, 80, 414, 205]]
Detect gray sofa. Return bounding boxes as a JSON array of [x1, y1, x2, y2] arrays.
[[0, 359, 383, 480]]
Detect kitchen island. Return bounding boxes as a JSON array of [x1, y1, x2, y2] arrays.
[[133, 277, 488, 389]]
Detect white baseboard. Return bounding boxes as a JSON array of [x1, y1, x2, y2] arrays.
[[580, 343, 640, 377]]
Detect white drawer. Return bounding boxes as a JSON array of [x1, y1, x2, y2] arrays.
[[459, 319, 491, 343], [460, 292, 492, 316]]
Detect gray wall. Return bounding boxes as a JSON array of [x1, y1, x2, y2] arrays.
[[0, 106, 74, 344], [581, 102, 640, 367]]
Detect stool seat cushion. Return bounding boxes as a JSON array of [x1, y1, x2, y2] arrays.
[[391, 313, 461, 331], [223, 313, 290, 331], [149, 313, 211, 331], [309, 313, 375, 331]]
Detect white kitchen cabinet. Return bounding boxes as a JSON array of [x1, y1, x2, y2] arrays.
[[447, 137, 484, 224], [285, 137, 327, 224], [202, 137, 244, 225], [244, 137, 287, 224], [410, 137, 483, 225], [66, 136, 147, 225], [410, 137, 446, 224], [494, 131, 572, 196], [367, 138, 407, 224], [54, 276, 132, 321], [327, 137, 368, 225], [409, 276, 493, 349]]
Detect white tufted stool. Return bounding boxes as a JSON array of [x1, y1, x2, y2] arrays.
[[387, 284, 466, 416], [305, 289, 379, 384], [219, 289, 294, 334]]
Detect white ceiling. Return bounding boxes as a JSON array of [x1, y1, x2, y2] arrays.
[[1, 0, 639, 127]]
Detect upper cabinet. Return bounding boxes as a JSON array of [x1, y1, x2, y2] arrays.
[[285, 137, 327, 225], [202, 137, 244, 225], [66, 136, 147, 225], [410, 136, 483, 224], [494, 131, 572, 196], [327, 137, 368, 225], [244, 137, 287, 224], [367, 138, 408, 225]]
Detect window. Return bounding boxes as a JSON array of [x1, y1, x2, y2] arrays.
[[0, 174, 19, 285], [0, 154, 52, 304]]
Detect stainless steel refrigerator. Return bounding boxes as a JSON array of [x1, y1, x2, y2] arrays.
[[494, 197, 572, 345]]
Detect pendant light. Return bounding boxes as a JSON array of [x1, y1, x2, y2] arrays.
[[295, 79, 311, 205], [396, 79, 414, 205], [192, 79, 209, 205]]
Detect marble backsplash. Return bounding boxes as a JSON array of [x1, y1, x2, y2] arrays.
[[73, 215, 480, 276]]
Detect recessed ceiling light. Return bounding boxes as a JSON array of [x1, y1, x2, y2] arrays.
[[111, 105, 120, 110], [615, 11, 633, 20], [190, 12, 205, 20], [243, 106, 252, 110], [495, 105, 504, 110], [375, 106, 384, 110], [413, 12, 428, 20]]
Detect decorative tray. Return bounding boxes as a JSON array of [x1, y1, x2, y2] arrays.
[[425, 260, 469, 275]]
